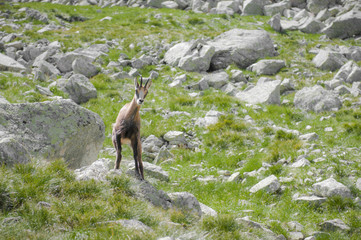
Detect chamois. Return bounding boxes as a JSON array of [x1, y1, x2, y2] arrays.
[[112, 76, 152, 180]]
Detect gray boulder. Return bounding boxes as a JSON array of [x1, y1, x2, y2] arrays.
[[247, 59, 286, 75], [163, 131, 187, 145], [164, 40, 215, 72], [312, 50, 347, 71], [268, 13, 282, 32], [200, 202, 218, 217], [202, 70, 229, 89], [208, 29, 277, 70], [168, 192, 202, 217], [307, 0, 336, 14], [214, 1, 240, 15], [313, 178, 352, 198], [242, 0, 270, 16], [195, 110, 223, 127], [0, 137, 30, 165], [128, 161, 169, 182], [298, 17, 325, 34], [250, 175, 280, 193], [322, 10, 361, 39], [75, 158, 111, 181], [0, 99, 105, 169], [55, 74, 97, 104], [35, 60, 61, 77], [0, 53, 26, 72], [103, 219, 153, 232], [263, 0, 291, 16], [320, 219, 351, 232], [236, 80, 281, 105], [334, 61, 361, 83], [72, 57, 99, 78], [147, 0, 167, 8], [294, 85, 342, 112], [25, 8, 49, 23]]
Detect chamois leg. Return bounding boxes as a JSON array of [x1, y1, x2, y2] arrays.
[[131, 138, 144, 180], [113, 133, 122, 169]]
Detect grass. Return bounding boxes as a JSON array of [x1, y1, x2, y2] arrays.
[[1, 2, 361, 239]]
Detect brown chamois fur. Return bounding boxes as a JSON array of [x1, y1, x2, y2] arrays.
[[112, 76, 152, 180]]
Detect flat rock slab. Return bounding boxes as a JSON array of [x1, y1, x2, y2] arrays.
[[236, 80, 281, 105], [250, 175, 280, 193], [0, 53, 26, 72]]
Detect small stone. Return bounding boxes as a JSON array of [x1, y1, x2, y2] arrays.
[[250, 175, 280, 194]]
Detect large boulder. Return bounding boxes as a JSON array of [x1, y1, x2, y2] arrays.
[[55, 74, 97, 104], [236, 80, 281, 105], [334, 61, 361, 83], [0, 99, 105, 168], [208, 29, 277, 70], [312, 50, 347, 71], [0, 53, 26, 72], [72, 57, 99, 78], [322, 10, 361, 39], [263, 0, 291, 16], [294, 85, 342, 112]]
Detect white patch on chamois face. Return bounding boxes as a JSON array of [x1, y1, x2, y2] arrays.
[[134, 77, 152, 106]]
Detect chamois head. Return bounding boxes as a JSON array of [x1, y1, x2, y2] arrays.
[[134, 76, 152, 106]]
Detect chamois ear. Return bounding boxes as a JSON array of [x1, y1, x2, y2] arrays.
[[145, 79, 152, 90], [134, 77, 139, 89]]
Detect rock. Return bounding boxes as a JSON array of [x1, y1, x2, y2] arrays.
[[164, 40, 215, 72], [129, 161, 169, 181], [0, 99, 105, 169], [227, 172, 241, 182], [249, 175, 280, 193], [290, 158, 310, 168], [57, 52, 95, 73], [168, 192, 202, 217], [313, 178, 352, 198], [236, 217, 277, 238], [0, 137, 31, 165], [110, 71, 131, 80], [298, 17, 325, 34], [25, 8, 49, 23], [320, 219, 351, 232], [35, 60, 61, 77], [199, 202, 217, 217], [147, 0, 167, 8], [264, 0, 291, 16], [236, 80, 281, 105], [294, 85, 342, 112], [307, 0, 336, 14], [312, 50, 347, 71], [55, 74, 97, 104], [102, 219, 153, 232], [0, 95, 9, 104], [268, 13, 282, 32], [280, 78, 295, 94], [208, 29, 277, 70], [334, 61, 361, 83], [161, 1, 179, 9], [163, 131, 187, 145], [75, 158, 111, 181], [334, 85, 351, 95], [154, 146, 173, 164], [214, 1, 240, 15], [202, 71, 229, 89], [356, 178, 361, 191], [36, 85, 53, 96], [293, 195, 327, 205], [299, 132, 319, 142], [288, 221, 304, 232], [0, 53, 26, 72], [230, 69, 247, 82], [178, 44, 215, 72], [72, 57, 99, 78], [195, 110, 223, 127], [322, 10, 361, 39], [242, 0, 270, 16], [247, 59, 286, 75]]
